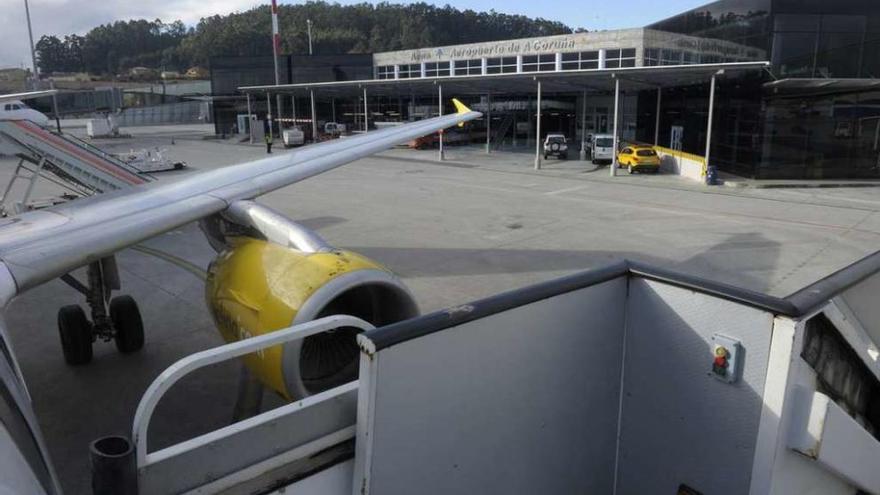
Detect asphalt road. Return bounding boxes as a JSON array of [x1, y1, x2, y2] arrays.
[[2, 126, 880, 493]]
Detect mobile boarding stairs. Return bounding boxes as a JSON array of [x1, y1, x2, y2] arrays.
[[99, 253, 880, 495], [0, 119, 150, 215]]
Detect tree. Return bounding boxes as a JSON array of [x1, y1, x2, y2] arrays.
[[36, 35, 66, 73]]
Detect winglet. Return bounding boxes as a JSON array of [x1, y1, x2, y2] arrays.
[[451, 98, 472, 127], [451, 98, 471, 114]]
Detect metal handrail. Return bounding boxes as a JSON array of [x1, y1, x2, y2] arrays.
[[61, 132, 128, 165], [131, 314, 374, 466], [1, 121, 135, 191]]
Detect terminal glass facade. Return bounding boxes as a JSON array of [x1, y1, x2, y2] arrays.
[[649, 0, 880, 178]]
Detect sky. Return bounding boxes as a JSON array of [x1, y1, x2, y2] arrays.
[[0, 0, 710, 70]]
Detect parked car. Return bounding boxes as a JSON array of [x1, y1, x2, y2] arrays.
[[409, 129, 476, 149], [590, 134, 614, 164], [324, 122, 347, 136], [617, 145, 661, 174], [543, 134, 568, 159]]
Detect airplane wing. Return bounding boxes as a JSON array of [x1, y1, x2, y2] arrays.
[[0, 102, 481, 296], [0, 90, 58, 104]]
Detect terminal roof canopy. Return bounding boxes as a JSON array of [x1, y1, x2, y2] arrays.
[[238, 61, 770, 97]]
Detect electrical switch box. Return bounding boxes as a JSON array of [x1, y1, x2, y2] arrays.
[[710, 334, 742, 384]]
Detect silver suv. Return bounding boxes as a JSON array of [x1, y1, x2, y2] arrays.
[[543, 134, 568, 160]]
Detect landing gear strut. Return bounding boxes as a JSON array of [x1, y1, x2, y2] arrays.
[[58, 256, 144, 365]]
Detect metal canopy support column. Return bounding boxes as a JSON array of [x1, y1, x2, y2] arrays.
[[363, 87, 369, 132], [266, 91, 273, 139], [291, 94, 297, 127], [331, 97, 336, 122], [526, 95, 532, 148], [276, 94, 283, 134], [355, 94, 360, 130], [610, 77, 620, 177], [438, 84, 444, 161], [580, 88, 587, 160], [50, 80, 61, 133], [485, 93, 491, 154], [246, 93, 253, 144], [534, 80, 542, 170], [271, 2, 281, 131], [704, 71, 720, 184], [309, 89, 318, 143], [654, 87, 662, 146], [512, 112, 517, 148]]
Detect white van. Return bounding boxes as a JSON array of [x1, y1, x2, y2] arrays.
[[590, 134, 615, 164]]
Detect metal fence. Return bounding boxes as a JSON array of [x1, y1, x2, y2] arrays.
[[116, 101, 213, 127]]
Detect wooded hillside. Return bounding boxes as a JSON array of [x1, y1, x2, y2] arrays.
[[36, 2, 573, 76]]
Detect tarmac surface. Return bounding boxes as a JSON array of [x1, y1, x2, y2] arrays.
[[3, 124, 880, 493]]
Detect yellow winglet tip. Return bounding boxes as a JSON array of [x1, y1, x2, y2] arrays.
[[451, 98, 471, 114]]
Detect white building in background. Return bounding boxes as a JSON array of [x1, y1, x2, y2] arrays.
[[372, 28, 766, 80]]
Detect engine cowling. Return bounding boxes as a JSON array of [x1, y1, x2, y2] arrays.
[[205, 237, 418, 400]]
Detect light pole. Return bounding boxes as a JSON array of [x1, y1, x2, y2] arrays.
[[271, 0, 280, 88], [306, 19, 313, 55], [270, 0, 281, 138], [24, 0, 39, 84]]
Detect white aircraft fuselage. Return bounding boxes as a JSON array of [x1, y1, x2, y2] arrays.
[[0, 100, 50, 127]]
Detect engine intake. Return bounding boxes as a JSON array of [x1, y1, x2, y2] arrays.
[[205, 237, 418, 400]]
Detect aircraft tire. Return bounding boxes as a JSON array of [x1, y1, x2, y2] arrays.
[[58, 305, 93, 365], [110, 296, 144, 354]]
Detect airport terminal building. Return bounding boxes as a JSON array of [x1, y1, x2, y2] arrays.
[[214, 0, 880, 180]]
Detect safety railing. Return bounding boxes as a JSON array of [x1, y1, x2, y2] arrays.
[[132, 315, 374, 493], [61, 131, 143, 173], [0, 120, 147, 192]]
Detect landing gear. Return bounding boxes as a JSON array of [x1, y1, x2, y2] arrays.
[[57, 257, 144, 365], [110, 295, 144, 353], [58, 305, 92, 365]]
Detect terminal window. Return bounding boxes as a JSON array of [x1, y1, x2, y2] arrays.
[[561, 51, 599, 70], [486, 57, 517, 74], [522, 54, 555, 72], [661, 49, 685, 65], [376, 65, 394, 79], [454, 59, 483, 76], [397, 64, 420, 79], [424, 61, 450, 77], [682, 51, 699, 64], [605, 48, 636, 68], [644, 48, 721, 66]]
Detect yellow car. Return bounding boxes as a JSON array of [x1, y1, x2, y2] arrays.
[[618, 145, 661, 174]]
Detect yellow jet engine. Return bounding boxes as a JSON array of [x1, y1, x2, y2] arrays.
[[201, 201, 418, 400]]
